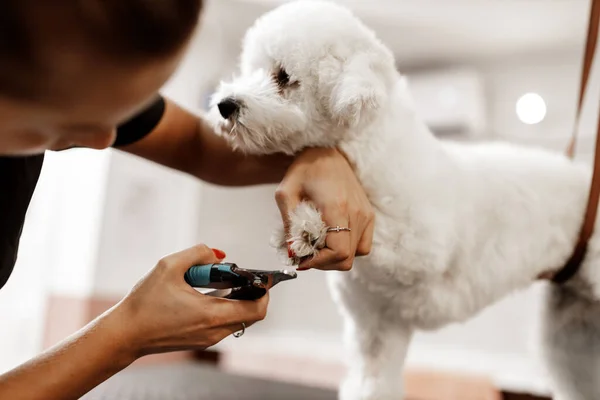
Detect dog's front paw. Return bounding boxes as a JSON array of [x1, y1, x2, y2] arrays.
[[289, 202, 328, 259], [271, 202, 327, 265]]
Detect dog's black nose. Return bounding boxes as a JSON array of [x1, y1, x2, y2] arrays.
[[218, 98, 239, 119]]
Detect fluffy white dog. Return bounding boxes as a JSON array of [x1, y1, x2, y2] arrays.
[[209, 1, 600, 399]]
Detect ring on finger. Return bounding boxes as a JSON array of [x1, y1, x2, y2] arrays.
[[326, 225, 351, 233], [233, 322, 246, 338]]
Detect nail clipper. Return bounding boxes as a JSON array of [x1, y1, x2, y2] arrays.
[[184, 263, 297, 300]]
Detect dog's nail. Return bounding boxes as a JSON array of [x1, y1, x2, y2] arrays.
[[212, 248, 227, 259]]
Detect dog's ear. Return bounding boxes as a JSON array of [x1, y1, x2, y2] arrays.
[[328, 52, 391, 128]]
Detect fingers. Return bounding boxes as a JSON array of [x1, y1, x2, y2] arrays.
[[208, 322, 253, 346], [299, 203, 353, 270], [207, 291, 270, 326], [204, 288, 232, 298], [298, 201, 374, 270], [157, 244, 226, 276], [170, 317, 261, 351], [275, 182, 301, 257], [275, 183, 301, 234], [208, 294, 269, 344], [299, 247, 353, 271], [356, 214, 374, 256]]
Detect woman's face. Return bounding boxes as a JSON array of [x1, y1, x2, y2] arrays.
[[0, 52, 183, 156]]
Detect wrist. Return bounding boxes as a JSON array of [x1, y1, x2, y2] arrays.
[[287, 147, 345, 173], [297, 146, 341, 162], [93, 303, 140, 369]]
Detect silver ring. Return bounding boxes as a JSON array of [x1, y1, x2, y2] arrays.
[[326, 225, 352, 233], [233, 322, 246, 338]]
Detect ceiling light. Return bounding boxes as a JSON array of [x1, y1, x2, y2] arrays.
[[516, 92, 546, 125]]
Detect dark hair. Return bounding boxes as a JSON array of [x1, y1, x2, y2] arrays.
[[0, 0, 203, 100]]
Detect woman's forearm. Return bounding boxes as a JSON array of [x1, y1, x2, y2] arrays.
[[190, 117, 293, 186], [120, 98, 293, 187], [0, 307, 133, 400]]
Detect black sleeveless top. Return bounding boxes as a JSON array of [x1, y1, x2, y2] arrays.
[[0, 96, 166, 290]]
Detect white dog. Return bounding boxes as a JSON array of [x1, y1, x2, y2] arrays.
[[209, 2, 600, 399]]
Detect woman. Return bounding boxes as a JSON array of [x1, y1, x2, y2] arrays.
[[0, 1, 374, 399]]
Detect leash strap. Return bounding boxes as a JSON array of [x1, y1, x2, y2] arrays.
[[553, 0, 600, 283]]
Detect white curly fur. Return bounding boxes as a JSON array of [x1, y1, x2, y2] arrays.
[[209, 2, 600, 399]]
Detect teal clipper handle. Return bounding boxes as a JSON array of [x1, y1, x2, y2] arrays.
[[183, 264, 213, 287], [184, 263, 247, 289], [183, 263, 297, 300]]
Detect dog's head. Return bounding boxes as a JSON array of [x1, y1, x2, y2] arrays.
[[209, 1, 397, 155]]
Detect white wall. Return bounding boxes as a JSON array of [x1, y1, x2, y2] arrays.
[[484, 49, 597, 157], [0, 149, 112, 372]]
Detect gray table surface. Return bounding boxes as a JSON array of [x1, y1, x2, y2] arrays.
[[82, 362, 337, 400]]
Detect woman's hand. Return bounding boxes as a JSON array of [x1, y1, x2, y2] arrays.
[[275, 147, 374, 271], [110, 244, 268, 359], [0, 244, 267, 400]]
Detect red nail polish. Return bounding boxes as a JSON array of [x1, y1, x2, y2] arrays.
[[287, 243, 296, 258], [212, 248, 226, 259]]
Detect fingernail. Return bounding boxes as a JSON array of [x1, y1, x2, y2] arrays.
[[212, 248, 226, 259], [297, 262, 310, 271], [287, 243, 296, 258]]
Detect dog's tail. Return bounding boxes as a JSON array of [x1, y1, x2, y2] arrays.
[[540, 282, 600, 400]]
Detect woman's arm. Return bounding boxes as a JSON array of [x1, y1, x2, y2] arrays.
[[0, 245, 268, 400], [0, 309, 133, 400], [119, 98, 293, 186]]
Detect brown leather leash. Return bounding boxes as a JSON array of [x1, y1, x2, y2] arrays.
[[552, 0, 600, 284]]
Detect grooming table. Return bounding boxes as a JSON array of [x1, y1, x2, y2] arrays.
[[81, 360, 551, 399], [82, 362, 336, 400]]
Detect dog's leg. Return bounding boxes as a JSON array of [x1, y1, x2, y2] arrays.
[[540, 282, 600, 400], [339, 315, 412, 400], [274, 203, 412, 399], [331, 274, 412, 400]]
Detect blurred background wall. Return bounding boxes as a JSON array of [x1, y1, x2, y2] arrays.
[[2, 0, 598, 397]]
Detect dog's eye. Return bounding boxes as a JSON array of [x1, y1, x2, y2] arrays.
[[276, 67, 290, 86]]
